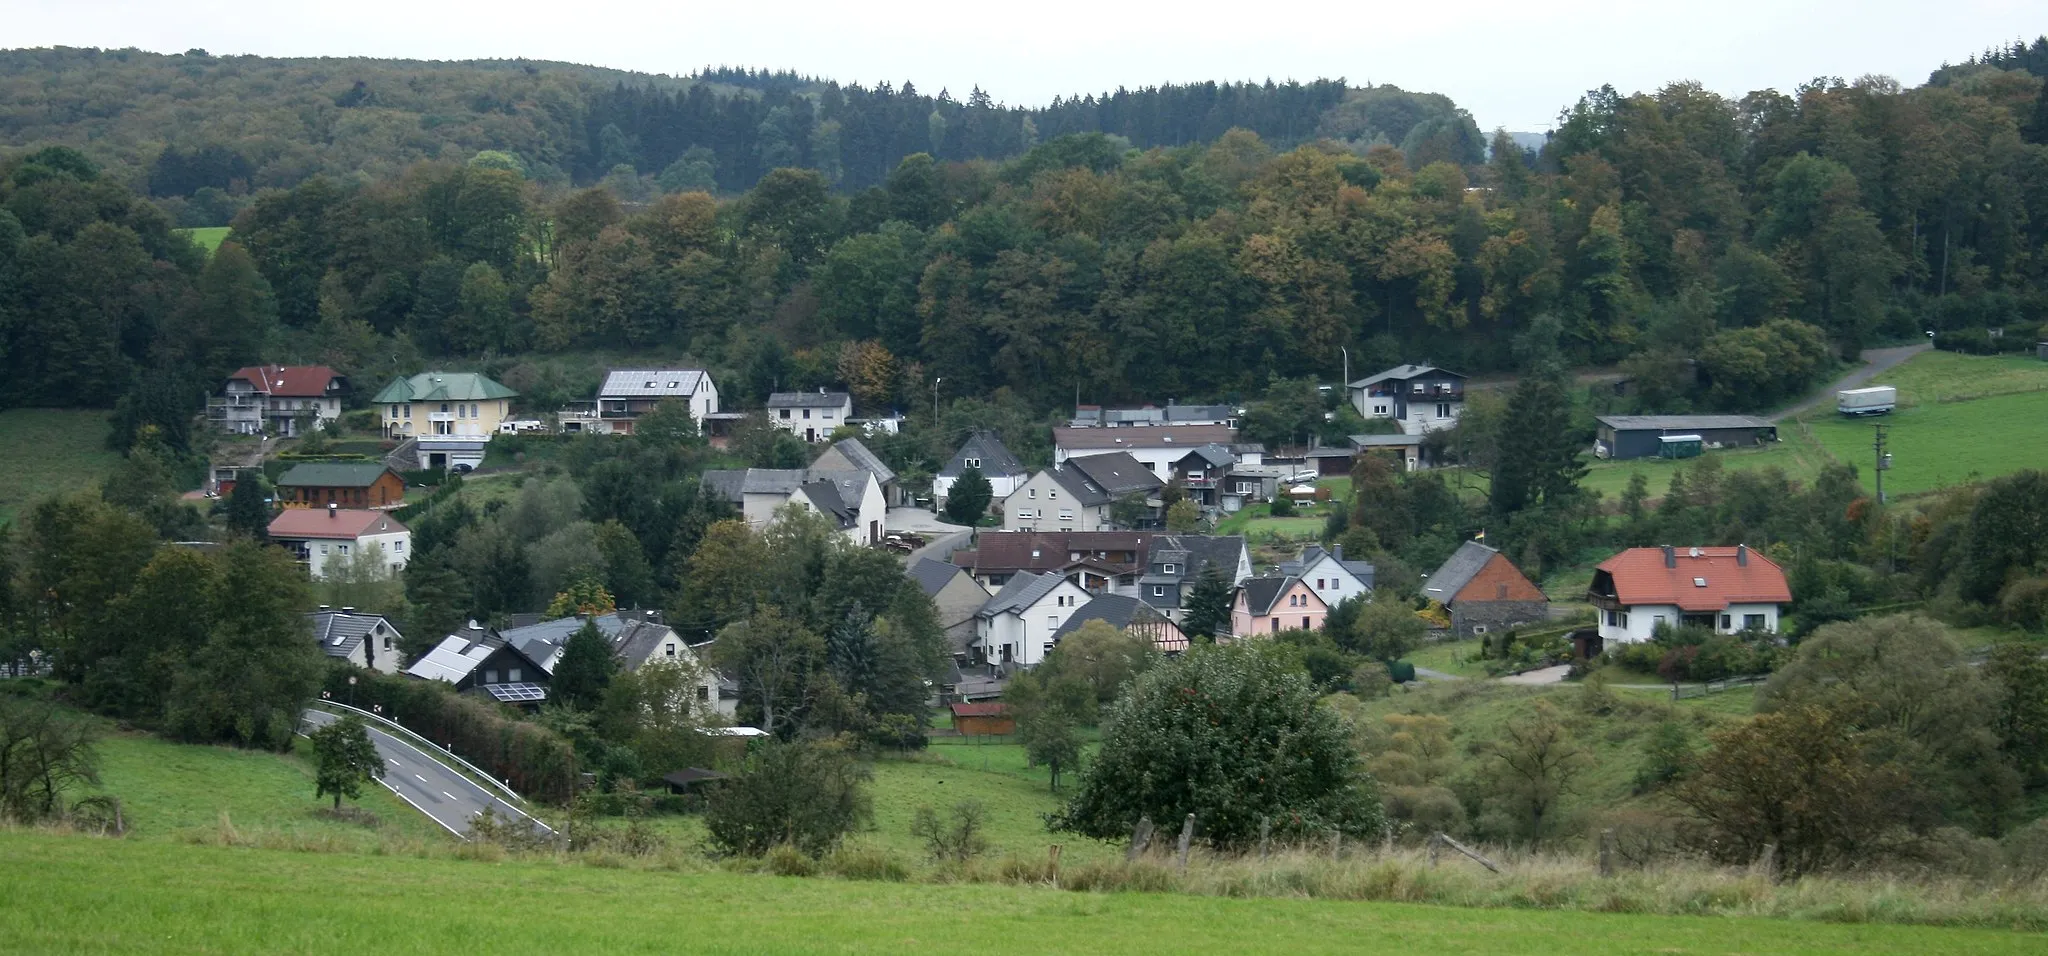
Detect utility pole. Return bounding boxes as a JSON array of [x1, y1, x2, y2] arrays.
[[1872, 423, 1890, 505]]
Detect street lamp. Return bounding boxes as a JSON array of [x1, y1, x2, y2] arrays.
[[932, 377, 943, 422]]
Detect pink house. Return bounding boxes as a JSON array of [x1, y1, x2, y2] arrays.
[[1230, 576, 1327, 636]]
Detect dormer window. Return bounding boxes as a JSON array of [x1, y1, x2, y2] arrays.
[[1693, 577, 1708, 587], [1164, 564, 1177, 574]]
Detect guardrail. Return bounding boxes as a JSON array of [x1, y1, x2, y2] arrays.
[[308, 699, 531, 807]]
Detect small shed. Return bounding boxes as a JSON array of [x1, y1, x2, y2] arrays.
[[1657, 435, 1703, 459], [949, 701, 1015, 736], [662, 767, 729, 795]]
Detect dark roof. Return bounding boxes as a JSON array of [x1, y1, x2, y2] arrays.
[[1280, 545, 1376, 590], [1351, 434, 1424, 448], [940, 431, 1027, 479], [1044, 464, 1115, 507], [1348, 364, 1466, 388], [662, 767, 729, 787], [1051, 593, 1147, 638], [979, 572, 1071, 618], [700, 469, 748, 504], [908, 557, 969, 598], [306, 610, 394, 659], [801, 479, 856, 528], [956, 531, 1152, 575], [767, 391, 850, 409], [1164, 404, 1235, 423], [1054, 425, 1238, 451], [823, 438, 895, 486], [372, 372, 516, 403], [610, 619, 682, 670], [1237, 576, 1296, 616], [1423, 540, 1501, 603], [1176, 444, 1236, 469], [1595, 415, 1774, 432], [498, 612, 633, 674], [1067, 452, 1164, 497], [949, 702, 1009, 718], [1159, 534, 1246, 582], [278, 462, 394, 488]]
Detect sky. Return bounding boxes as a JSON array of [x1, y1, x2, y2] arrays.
[[11, 1, 2044, 131]]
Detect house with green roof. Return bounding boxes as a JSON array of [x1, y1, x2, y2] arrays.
[[277, 461, 406, 509], [374, 372, 518, 471]]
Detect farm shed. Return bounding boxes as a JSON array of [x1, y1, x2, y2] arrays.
[[1594, 416, 1777, 461], [948, 702, 1015, 736]]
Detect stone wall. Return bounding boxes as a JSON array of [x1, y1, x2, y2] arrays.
[[1450, 600, 1551, 639]]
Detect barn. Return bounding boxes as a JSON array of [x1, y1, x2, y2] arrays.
[[1593, 415, 1778, 461], [949, 701, 1015, 736]]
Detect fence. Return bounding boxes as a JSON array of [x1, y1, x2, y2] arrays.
[[1663, 674, 1768, 700]]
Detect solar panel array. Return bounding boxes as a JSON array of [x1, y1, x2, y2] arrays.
[[486, 682, 547, 703]]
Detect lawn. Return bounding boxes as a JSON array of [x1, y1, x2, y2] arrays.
[[1579, 426, 1829, 502], [0, 408, 123, 526], [2, 832, 2036, 955], [1408, 639, 1490, 678], [89, 727, 444, 846], [1803, 389, 2048, 496], [1214, 500, 1331, 543], [1857, 349, 2048, 406], [181, 226, 230, 255]]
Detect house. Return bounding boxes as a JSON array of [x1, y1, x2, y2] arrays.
[[766, 391, 853, 443], [406, 622, 553, 707], [1053, 424, 1240, 477], [276, 462, 406, 510], [1422, 541, 1549, 639], [1280, 544, 1376, 610], [209, 365, 346, 437], [560, 368, 719, 436], [909, 557, 992, 664], [269, 507, 410, 580], [374, 372, 517, 471], [1351, 433, 1432, 472], [972, 571, 1093, 669], [949, 531, 1249, 613], [1069, 401, 1237, 429], [1005, 452, 1163, 532], [1593, 416, 1778, 460], [933, 431, 1029, 511], [949, 702, 1014, 736], [1587, 545, 1790, 646], [604, 616, 736, 718], [1134, 534, 1254, 621], [1230, 576, 1328, 636], [701, 468, 888, 546], [812, 437, 907, 507], [307, 607, 405, 675], [1169, 444, 1240, 510], [1347, 364, 1466, 434], [1051, 593, 1191, 654]]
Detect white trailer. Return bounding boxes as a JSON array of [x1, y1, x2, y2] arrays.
[[1837, 386, 1896, 416]]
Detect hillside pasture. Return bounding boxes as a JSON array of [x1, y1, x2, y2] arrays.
[[1803, 389, 2048, 496], [0, 409, 122, 526], [180, 226, 230, 255]]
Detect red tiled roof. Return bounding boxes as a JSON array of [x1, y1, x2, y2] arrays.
[[949, 702, 1009, 718], [267, 508, 408, 540], [228, 365, 341, 397], [1597, 547, 1790, 612]]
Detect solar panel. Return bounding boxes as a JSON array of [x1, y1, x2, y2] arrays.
[[486, 682, 547, 703]]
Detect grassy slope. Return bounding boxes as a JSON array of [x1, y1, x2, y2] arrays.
[[1804, 389, 2048, 496], [90, 729, 444, 846], [1, 833, 2034, 955], [1857, 350, 2048, 406], [180, 226, 230, 255], [1579, 427, 1830, 501], [0, 409, 122, 526]]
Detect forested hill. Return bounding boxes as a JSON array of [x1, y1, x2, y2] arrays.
[[0, 48, 1482, 214]]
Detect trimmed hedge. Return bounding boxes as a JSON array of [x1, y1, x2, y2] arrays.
[[322, 667, 578, 804]]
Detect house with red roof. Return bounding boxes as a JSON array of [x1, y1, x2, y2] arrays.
[[268, 506, 410, 581], [209, 365, 346, 437], [1587, 545, 1791, 645]]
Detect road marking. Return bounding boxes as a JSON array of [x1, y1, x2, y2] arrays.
[[415, 774, 427, 783], [444, 792, 457, 801], [387, 759, 401, 767]]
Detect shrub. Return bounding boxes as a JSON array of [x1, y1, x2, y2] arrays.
[[704, 739, 871, 858], [912, 801, 990, 862], [1268, 495, 1296, 518]]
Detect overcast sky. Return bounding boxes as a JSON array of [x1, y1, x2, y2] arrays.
[[12, 1, 2043, 131]]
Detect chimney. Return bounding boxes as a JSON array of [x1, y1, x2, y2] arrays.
[[1662, 545, 1676, 569], [328, 502, 338, 518], [1736, 544, 1749, 567], [341, 606, 355, 614], [1332, 544, 1343, 562]]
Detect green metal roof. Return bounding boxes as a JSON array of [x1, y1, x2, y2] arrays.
[[278, 462, 395, 488], [372, 372, 518, 404]]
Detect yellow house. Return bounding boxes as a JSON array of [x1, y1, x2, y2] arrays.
[[372, 372, 519, 471]]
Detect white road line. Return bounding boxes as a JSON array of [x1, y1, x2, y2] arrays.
[[361, 726, 554, 834], [443, 792, 457, 801], [415, 774, 427, 783], [374, 777, 465, 841]]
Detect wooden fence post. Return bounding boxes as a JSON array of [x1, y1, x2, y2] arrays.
[[1754, 843, 1777, 882], [1382, 820, 1394, 855], [1598, 828, 1614, 877], [1176, 813, 1195, 872], [1427, 832, 1441, 868], [1127, 816, 1154, 862], [1048, 844, 1062, 885], [1330, 829, 1343, 860]]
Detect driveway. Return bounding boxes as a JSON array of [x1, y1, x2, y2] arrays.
[[302, 709, 552, 839], [905, 528, 973, 566], [1498, 664, 1572, 686], [885, 507, 966, 535], [1772, 343, 1929, 422]]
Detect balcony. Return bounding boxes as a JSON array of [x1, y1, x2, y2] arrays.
[[427, 412, 457, 422]]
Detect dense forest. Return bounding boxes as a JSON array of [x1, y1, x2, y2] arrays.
[[2, 38, 2044, 425]]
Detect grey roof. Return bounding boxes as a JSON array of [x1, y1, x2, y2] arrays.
[[908, 557, 969, 598], [1351, 434, 1424, 448], [1178, 444, 1236, 469], [707, 468, 873, 513], [1164, 404, 1236, 423], [498, 612, 632, 675], [1595, 415, 1774, 432], [1158, 534, 1246, 582], [801, 480, 856, 528], [1282, 545, 1376, 590], [600, 369, 708, 399], [306, 610, 394, 660], [1043, 465, 1114, 507], [1348, 364, 1465, 388], [610, 620, 682, 670], [979, 572, 1069, 619], [825, 438, 896, 486], [1052, 593, 1150, 639], [767, 391, 851, 409], [701, 470, 748, 504], [1423, 540, 1500, 603], [1238, 576, 1296, 616], [740, 469, 808, 495], [1068, 452, 1164, 497], [940, 431, 1027, 479]]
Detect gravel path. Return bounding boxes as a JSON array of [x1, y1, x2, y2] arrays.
[[1771, 343, 1929, 422]]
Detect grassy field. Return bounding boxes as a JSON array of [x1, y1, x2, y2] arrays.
[[1855, 350, 2048, 406], [2, 832, 2038, 955], [1803, 389, 2048, 496], [1408, 639, 1491, 678], [0, 409, 122, 526], [1579, 427, 1830, 502], [181, 226, 230, 255]]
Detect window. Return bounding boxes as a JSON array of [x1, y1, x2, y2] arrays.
[[802, 409, 812, 419], [1029, 488, 1037, 498], [1016, 510, 1036, 520], [779, 409, 791, 419], [665, 644, 677, 658], [1303, 616, 1311, 629], [1237, 482, 1252, 494], [382, 637, 392, 650], [1435, 403, 1451, 418], [1153, 586, 1166, 597], [319, 544, 329, 554], [1719, 614, 1732, 630], [1049, 490, 1058, 499], [1271, 619, 1280, 633], [440, 403, 450, 413], [1047, 615, 1058, 630], [1164, 563, 1177, 575], [1605, 610, 1618, 627], [1058, 510, 1073, 520], [696, 685, 710, 700], [1374, 405, 1387, 415], [1744, 613, 1767, 630], [967, 457, 981, 469], [457, 405, 466, 419], [1472, 625, 1488, 635], [1653, 614, 1667, 628], [1316, 579, 1326, 589], [393, 540, 405, 552], [484, 669, 498, 684], [337, 544, 349, 554], [403, 404, 412, 419], [508, 668, 522, 682]]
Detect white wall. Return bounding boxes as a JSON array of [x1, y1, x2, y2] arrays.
[[1303, 556, 1370, 607], [696, 377, 720, 422], [1596, 602, 1782, 644], [1003, 472, 1107, 532], [300, 531, 410, 581], [976, 579, 1091, 668], [935, 471, 1024, 509], [770, 400, 852, 441]]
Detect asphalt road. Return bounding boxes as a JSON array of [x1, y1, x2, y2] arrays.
[[302, 709, 552, 839], [1771, 343, 1930, 422]]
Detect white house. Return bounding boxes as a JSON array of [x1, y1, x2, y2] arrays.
[[1587, 545, 1791, 645], [1346, 364, 1467, 435], [560, 368, 720, 435], [307, 608, 405, 675], [973, 572, 1093, 669], [701, 468, 888, 547], [268, 507, 411, 581], [1003, 453, 1161, 532], [934, 431, 1030, 511], [1280, 544, 1376, 609], [1051, 424, 1240, 477], [209, 365, 346, 437], [766, 391, 853, 443]]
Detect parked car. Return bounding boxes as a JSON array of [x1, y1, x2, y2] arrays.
[[1284, 470, 1319, 485]]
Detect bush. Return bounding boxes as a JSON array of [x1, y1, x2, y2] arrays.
[[912, 801, 990, 862], [1268, 495, 1296, 518], [704, 739, 871, 858]]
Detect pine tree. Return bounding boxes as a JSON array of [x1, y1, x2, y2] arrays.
[[552, 619, 618, 710], [944, 467, 993, 524], [1182, 566, 1232, 642]]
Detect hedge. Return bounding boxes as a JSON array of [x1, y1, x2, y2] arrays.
[[322, 666, 579, 804]]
